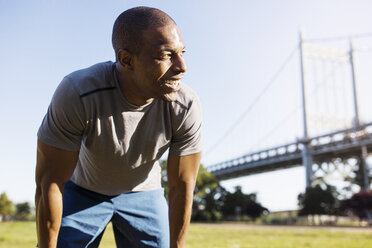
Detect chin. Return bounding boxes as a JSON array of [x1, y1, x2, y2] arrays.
[[162, 92, 178, 102]]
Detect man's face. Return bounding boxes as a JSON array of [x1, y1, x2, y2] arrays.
[[132, 23, 187, 102]]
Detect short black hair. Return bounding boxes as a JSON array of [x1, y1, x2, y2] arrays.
[[112, 6, 176, 60]]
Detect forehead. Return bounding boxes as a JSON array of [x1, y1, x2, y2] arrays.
[[140, 24, 185, 51]]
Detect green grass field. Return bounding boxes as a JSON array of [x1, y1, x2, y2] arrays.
[[1, 222, 371, 248]]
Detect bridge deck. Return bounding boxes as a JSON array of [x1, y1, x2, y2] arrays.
[[208, 123, 372, 180]]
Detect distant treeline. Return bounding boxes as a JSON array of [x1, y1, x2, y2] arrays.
[[0, 192, 33, 221], [1, 163, 371, 224]]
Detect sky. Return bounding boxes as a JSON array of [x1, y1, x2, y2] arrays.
[[1, 0, 372, 212]]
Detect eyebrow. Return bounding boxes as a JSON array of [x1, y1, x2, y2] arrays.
[[158, 46, 186, 53]]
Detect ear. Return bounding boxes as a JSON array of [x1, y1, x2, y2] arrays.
[[117, 49, 133, 70]]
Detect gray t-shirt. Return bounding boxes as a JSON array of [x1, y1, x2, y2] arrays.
[[38, 61, 202, 195]]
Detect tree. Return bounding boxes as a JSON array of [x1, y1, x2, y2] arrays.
[[192, 165, 226, 221], [160, 161, 267, 222], [160, 160, 169, 199], [194, 165, 220, 202], [160, 160, 225, 221], [221, 186, 268, 220], [245, 201, 269, 220], [298, 184, 338, 219], [340, 190, 372, 221], [14, 202, 32, 221], [0, 192, 14, 221]]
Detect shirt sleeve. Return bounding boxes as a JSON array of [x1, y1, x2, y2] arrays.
[[169, 95, 202, 156], [37, 76, 86, 151]]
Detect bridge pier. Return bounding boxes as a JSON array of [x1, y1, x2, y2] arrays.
[[302, 143, 313, 188], [361, 145, 370, 190]]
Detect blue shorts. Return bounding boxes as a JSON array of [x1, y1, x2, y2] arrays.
[[57, 181, 169, 248]]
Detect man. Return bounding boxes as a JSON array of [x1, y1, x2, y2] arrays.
[[35, 6, 202, 248]]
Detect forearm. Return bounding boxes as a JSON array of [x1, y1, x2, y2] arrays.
[[168, 183, 194, 248], [36, 182, 64, 248]]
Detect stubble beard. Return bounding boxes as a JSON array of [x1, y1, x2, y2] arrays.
[[159, 80, 181, 102], [161, 91, 178, 102]]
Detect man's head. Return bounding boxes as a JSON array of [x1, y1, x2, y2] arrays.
[[112, 7, 187, 104], [112, 6, 176, 58]]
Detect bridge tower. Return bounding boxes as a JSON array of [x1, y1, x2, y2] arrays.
[[298, 31, 313, 188], [299, 32, 370, 190], [349, 40, 371, 190]]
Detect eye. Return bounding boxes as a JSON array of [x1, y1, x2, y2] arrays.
[[156, 52, 172, 60], [179, 50, 186, 57]]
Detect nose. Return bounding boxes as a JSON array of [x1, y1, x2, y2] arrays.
[[172, 53, 187, 73]]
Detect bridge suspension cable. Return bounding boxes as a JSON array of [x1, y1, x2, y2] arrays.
[[247, 55, 342, 153], [245, 33, 372, 153], [204, 46, 299, 158], [246, 103, 302, 154]]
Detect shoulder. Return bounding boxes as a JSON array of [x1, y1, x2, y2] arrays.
[[171, 83, 201, 111], [63, 61, 117, 97], [167, 83, 203, 155], [167, 83, 202, 127]]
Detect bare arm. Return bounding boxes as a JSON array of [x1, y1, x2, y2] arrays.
[[167, 152, 201, 248], [35, 140, 79, 248]]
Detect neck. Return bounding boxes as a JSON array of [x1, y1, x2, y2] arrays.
[[115, 63, 153, 106]]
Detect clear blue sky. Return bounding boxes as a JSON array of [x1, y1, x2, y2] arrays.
[[1, 0, 372, 211]]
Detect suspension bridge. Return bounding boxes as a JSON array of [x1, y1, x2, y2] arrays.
[[206, 32, 372, 191]]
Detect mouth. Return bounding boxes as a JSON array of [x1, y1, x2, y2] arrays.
[[161, 79, 181, 91]]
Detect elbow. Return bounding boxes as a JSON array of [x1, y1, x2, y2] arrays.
[[35, 170, 65, 203], [35, 172, 49, 196], [171, 177, 196, 191], [168, 179, 196, 202], [35, 171, 44, 204]]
